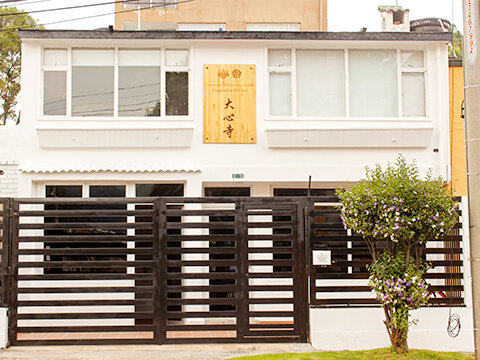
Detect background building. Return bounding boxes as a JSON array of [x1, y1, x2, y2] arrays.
[[449, 58, 467, 196], [115, 0, 328, 31]]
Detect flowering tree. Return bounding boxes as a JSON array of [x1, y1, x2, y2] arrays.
[[336, 157, 458, 353]]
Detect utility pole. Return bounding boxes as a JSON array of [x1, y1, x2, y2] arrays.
[[463, 0, 480, 358]]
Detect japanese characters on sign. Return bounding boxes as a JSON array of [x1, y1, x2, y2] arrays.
[[203, 64, 256, 144]]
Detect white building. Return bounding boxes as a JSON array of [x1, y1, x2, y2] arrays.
[[0, 29, 473, 352], [2, 29, 452, 199]]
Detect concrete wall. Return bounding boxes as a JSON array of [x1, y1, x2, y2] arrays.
[[114, 0, 328, 31], [0, 161, 18, 198], [0, 308, 7, 349], [310, 307, 474, 352]]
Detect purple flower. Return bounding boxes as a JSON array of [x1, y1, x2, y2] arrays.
[[398, 292, 403, 297]]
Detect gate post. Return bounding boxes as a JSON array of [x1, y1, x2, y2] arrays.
[[0, 199, 12, 348], [7, 199, 18, 347], [236, 200, 248, 341], [296, 197, 309, 343], [153, 198, 167, 344]]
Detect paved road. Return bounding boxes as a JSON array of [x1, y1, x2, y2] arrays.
[[0, 344, 314, 360]]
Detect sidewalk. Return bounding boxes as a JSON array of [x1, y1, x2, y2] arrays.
[[0, 344, 314, 360]]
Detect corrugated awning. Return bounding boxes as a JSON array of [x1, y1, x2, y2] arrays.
[[20, 163, 201, 174]]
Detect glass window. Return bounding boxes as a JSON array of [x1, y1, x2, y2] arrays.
[[349, 50, 398, 117], [247, 23, 300, 32], [166, 72, 188, 115], [119, 49, 161, 117], [136, 184, 184, 197], [44, 71, 66, 116], [268, 49, 291, 67], [204, 187, 250, 197], [72, 49, 115, 117], [89, 185, 126, 198], [273, 188, 336, 196], [165, 49, 188, 66], [269, 72, 292, 116], [43, 49, 67, 67], [401, 50, 424, 68], [296, 50, 345, 117], [177, 23, 226, 31], [46, 185, 82, 198], [402, 72, 426, 117]]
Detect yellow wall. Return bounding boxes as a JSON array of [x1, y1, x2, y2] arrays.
[[449, 64, 468, 196], [115, 0, 328, 31]]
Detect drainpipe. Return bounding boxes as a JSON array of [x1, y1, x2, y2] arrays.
[[462, 0, 480, 358]]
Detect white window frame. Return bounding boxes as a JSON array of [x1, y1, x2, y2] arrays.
[[398, 49, 428, 118], [41, 49, 69, 118], [266, 47, 296, 119], [266, 46, 429, 122], [40, 47, 192, 122], [123, 0, 177, 9]]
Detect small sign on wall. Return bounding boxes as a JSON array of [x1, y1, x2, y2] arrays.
[[312, 250, 332, 266], [203, 64, 256, 144]]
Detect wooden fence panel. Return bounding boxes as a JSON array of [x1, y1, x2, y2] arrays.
[[308, 196, 466, 307]]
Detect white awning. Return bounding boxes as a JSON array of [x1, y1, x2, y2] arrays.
[[20, 162, 201, 174]]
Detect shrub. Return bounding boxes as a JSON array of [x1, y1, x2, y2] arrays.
[[336, 156, 458, 353]]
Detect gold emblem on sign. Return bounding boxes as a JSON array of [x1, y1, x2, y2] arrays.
[[218, 69, 229, 79], [232, 69, 242, 79]]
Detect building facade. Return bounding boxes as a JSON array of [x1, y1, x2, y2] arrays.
[[449, 59, 467, 196], [115, 0, 328, 31], [0, 29, 472, 352], [13, 30, 452, 200]]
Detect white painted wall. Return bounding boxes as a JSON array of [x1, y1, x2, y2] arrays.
[[310, 307, 474, 352], [1, 37, 451, 197], [0, 161, 18, 198], [0, 308, 7, 348]]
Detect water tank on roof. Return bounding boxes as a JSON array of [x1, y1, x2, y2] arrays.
[[410, 18, 452, 33]]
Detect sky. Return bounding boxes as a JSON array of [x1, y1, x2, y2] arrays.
[[7, 0, 465, 31]]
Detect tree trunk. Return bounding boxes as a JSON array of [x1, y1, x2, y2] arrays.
[[391, 326, 409, 353], [383, 307, 409, 353]]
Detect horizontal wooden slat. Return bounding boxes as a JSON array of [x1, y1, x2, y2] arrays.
[[18, 287, 152, 294], [18, 235, 153, 242], [19, 210, 153, 217], [249, 311, 294, 317], [18, 248, 154, 256], [14, 339, 155, 346], [18, 312, 154, 320], [246, 330, 297, 336], [18, 273, 153, 281], [18, 299, 153, 306], [165, 210, 237, 216], [166, 324, 237, 331], [16, 325, 155, 333], [166, 311, 237, 318], [19, 222, 153, 230]]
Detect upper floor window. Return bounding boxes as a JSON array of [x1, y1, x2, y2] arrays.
[[267, 48, 427, 119], [177, 23, 226, 31], [247, 23, 300, 32], [42, 48, 190, 118], [43, 49, 67, 116], [123, 0, 177, 9]]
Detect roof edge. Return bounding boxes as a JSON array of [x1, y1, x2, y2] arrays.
[[18, 29, 453, 42]]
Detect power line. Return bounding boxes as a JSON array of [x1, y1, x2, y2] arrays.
[[0, 0, 197, 31], [0, 0, 54, 6], [0, 0, 139, 17]]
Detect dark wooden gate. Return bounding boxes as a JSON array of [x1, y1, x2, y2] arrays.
[[6, 197, 308, 345]]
